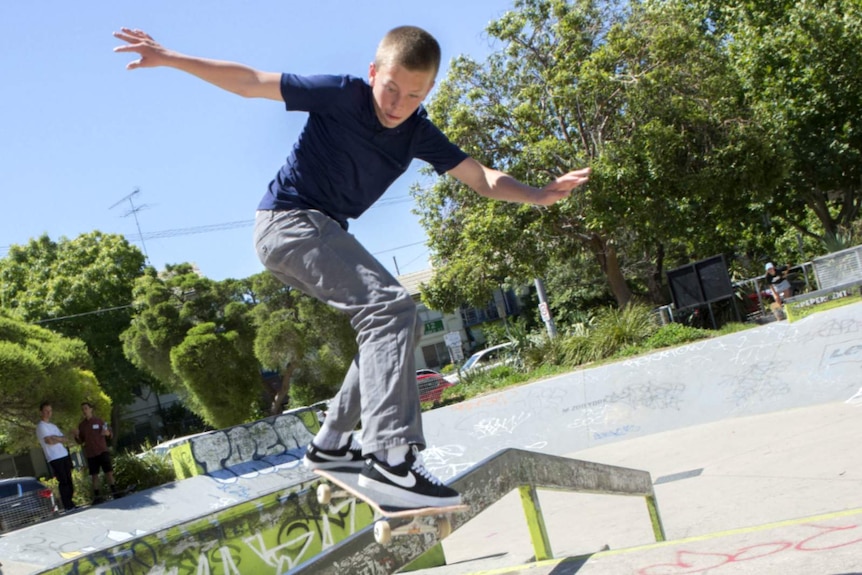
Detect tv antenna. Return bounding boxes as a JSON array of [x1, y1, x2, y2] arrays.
[[110, 188, 151, 264]]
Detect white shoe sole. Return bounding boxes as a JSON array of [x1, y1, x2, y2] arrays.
[[357, 474, 462, 508]]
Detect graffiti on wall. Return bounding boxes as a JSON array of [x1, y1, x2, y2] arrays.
[[173, 410, 319, 480], [52, 485, 374, 575]]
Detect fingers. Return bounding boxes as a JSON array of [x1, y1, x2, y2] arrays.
[[114, 27, 153, 41], [112, 28, 157, 52], [551, 168, 591, 191], [565, 167, 592, 178], [114, 28, 163, 70]]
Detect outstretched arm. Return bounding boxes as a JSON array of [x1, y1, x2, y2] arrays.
[[448, 157, 590, 206], [113, 28, 283, 101]]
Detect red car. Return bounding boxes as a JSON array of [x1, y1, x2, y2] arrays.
[[416, 371, 454, 404]]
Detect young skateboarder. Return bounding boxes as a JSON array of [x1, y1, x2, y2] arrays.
[[114, 25, 589, 508]]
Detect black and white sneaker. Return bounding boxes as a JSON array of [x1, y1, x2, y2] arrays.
[[358, 446, 461, 508], [303, 437, 364, 470]]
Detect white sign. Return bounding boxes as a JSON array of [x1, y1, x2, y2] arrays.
[[444, 331, 462, 348], [539, 302, 551, 322], [448, 345, 464, 362]]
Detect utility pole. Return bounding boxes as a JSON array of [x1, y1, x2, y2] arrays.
[[110, 188, 150, 264]]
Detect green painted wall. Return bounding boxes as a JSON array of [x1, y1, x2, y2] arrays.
[[48, 482, 375, 574]]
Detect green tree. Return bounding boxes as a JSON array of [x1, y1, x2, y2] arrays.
[[249, 272, 357, 411], [0, 311, 110, 453], [122, 264, 261, 427], [0, 232, 148, 428], [708, 0, 862, 245], [417, 0, 779, 310]]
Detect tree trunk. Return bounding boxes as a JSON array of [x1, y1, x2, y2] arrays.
[[582, 232, 633, 308], [646, 243, 666, 305]]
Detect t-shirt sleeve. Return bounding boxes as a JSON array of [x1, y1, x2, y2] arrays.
[[280, 73, 351, 113], [413, 119, 469, 175]]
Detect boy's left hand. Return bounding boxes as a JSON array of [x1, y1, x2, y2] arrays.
[[540, 168, 591, 204]]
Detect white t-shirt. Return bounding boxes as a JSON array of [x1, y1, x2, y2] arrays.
[[36, 420, 69, 463]]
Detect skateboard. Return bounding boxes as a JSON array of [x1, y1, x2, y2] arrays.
[[313, 468, 468, 544]]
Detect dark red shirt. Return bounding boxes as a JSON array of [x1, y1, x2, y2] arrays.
[[77, 417, 109, 458]]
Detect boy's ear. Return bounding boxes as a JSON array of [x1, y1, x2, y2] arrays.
[[368, 62, 377, 85]]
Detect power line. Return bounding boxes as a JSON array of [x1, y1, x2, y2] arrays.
[[1, 195, 421, 255], [127, 220, 254, 242], [33, 304, 136, 324]]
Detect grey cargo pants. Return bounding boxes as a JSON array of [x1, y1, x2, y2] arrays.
[[254, 209, 425, 453]]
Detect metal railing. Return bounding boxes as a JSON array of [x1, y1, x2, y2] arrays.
[[812, 245, 862, 290], [290, 448, 664, 575]]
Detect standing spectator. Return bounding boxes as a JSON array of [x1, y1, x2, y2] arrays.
[[74, 402, 117, 502], [35, 401, 75, 511]]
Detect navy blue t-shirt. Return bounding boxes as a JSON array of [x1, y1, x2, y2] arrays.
[[257, 73, 468, 229]]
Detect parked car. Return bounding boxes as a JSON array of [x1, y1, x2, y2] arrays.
[[416, 370, 454, 404], [0, 477, 57, 533], [448, 342, 516, 383]]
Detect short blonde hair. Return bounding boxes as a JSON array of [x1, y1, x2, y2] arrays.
[[375, 26, 441, 77]]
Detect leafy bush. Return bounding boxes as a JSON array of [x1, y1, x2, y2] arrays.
[[643, 323, 711, 349], [588, 304, 658, 358], [522, 333, 567, 370], [113, 450, 175, 491], [560, 333, 599, 367]]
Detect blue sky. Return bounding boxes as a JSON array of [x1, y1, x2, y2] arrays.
[[0, 1, 515, 281]]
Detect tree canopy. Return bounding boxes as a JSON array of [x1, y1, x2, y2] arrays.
[[0, 311, 110, 453], [416, 0, 856, 311], [0, 232, 148, 408], [705, 0, 862, 244]]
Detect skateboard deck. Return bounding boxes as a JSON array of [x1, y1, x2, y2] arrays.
[[313, 468, 468, 543]]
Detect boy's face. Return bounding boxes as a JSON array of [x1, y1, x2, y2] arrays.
[[368, 62, 435, 129]]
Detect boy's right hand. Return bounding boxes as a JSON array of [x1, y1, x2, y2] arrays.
[[113, 28, 172, 70]]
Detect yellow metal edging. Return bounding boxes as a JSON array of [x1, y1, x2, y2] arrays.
[[518, 485, 553, 561], [645, 494, 666, 541]]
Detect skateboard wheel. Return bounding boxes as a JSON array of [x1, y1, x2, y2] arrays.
[[374, 520, 392, 544], [436, 516, 451, 539], [317, 484, 332, 505]]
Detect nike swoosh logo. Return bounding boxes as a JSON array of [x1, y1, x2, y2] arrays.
[[373, 463, 417, 489], [314, 451, 356, 462]]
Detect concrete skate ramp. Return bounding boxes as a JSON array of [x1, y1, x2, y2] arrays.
[[0, 302, 858, 574], [420, 303, 862, 483]]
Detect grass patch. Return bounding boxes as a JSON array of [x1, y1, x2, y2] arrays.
[[787, 293, 862, 322]]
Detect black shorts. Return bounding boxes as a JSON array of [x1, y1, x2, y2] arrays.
[[87, 451, 113, 476]]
